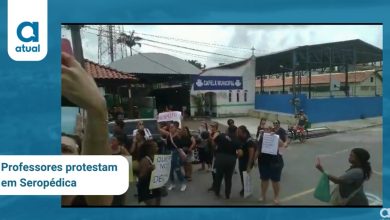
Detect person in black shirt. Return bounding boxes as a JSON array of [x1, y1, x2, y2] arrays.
[[237, 125, 256, 197], [256, 118, 267, 141], [113, 119, 130, 152], [213, 126, 242, 199], [208, 122, 221, 192], [255, 120, 288, 205], [137, 140, 162, 205]]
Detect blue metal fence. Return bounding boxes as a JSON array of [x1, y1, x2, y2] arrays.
[[255, 94, 382, 123]]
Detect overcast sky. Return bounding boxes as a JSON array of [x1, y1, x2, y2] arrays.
[[61, 25, 382, 68]]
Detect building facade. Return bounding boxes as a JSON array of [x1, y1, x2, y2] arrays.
[[190, 57, 256, 117], [255, 70, 382, 98]]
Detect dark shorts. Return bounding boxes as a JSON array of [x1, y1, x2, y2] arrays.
[[258, 156, 284, 182], [198, 148, 207, 163]]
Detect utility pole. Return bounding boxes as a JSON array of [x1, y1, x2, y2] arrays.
[[251, 47, 255, 56], [292, 51, 297, 114], [108, 25, 114, 62], [70, 25, 84, 66], [329, 47, 332, 97]]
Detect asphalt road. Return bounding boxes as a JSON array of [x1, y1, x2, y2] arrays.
[[124, 126, 382, 206]]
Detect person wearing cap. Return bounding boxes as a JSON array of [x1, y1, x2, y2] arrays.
[[316, 148, 372, 206]]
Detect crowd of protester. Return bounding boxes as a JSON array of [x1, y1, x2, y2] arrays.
[[61, 52, 372, 207]]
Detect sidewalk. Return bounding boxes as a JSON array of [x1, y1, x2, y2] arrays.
[[212, 116, 382, 136], [312, 116, 382, 133]]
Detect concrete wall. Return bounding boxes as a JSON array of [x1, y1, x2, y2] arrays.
[[255, 94, 382, 123], [256, 73, 383, 97]]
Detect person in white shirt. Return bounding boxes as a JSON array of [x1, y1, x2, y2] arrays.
[[133, 120, 153, 140]]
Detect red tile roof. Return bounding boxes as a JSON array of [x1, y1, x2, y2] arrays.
[[84, 60, 137, 80], [256, 70, 374, 88]]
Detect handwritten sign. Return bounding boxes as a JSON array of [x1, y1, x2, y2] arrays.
[[157, 111, 182, 122], [261, 133, 279, 155], [243, 171, 252, 198], [124, 156, 134, 183], [149, 154, 172, 190]]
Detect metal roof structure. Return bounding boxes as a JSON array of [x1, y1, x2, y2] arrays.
[[210, 39, 382, 76], [254, 39, 382, 76], [109, 52, 201, 75], [108, 52, 201, 84]]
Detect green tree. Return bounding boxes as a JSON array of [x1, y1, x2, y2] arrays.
[[186, 60, 206, 69], [117, 31, 142, 56]]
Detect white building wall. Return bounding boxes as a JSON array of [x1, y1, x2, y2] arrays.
[[190, 57, 256, 117]]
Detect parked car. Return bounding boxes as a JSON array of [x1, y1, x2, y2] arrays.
[[108, 118, 161, 146]]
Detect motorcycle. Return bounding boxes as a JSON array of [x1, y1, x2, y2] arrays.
[[288, 125, 307, 143]]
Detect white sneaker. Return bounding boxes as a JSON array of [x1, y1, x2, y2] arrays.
[[180, 184, 187, 192], [168, 184, 176, 191]]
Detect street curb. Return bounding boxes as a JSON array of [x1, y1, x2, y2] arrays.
[[334, 124, 382, 134]]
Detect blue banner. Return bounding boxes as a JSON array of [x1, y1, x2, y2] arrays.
[[193, 76, 243, 90]]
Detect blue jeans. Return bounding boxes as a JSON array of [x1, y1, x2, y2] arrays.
[[170, 150, 185, 184]]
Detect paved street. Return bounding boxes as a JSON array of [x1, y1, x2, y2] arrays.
[[124, 125, 382, 206]]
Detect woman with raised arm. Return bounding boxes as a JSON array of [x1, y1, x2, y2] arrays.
[[316, 148, 371, 206], [159, 121, 187, 192], [61, 52, 112, 206]]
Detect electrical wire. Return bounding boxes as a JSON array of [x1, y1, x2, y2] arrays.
[[83, 26, 251, 59]]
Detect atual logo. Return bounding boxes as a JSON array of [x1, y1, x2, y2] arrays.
[[16, 21, 40, 52], [381, 208, 390, 219], [8, 0, 47, 61]]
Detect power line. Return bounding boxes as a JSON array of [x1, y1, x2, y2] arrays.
[[82, 28, 241, 64], [84, 26, 250, 59], [141, 37, 247, 60], [131, 48, 186, 74], [141, 42, 236, 63], [134, 31, 258, 51]]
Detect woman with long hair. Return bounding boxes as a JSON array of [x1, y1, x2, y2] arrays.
[[237, 125, 256, 197], [213, 125, 241, 199], [159, 121, 187, 192], [137, 140, 162, 206], [180, 126, 196, 181], [316, 148, 372, 206]]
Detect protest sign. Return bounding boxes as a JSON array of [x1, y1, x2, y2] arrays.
[[124, 156, 134, 183], [149, 154, 172, 190], [157, 111, 182, 126], [243, 171, 252, 198], [261, 133, 279, 155]]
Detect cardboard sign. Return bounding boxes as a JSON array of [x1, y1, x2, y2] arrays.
[[149, 154, 172, 190], [261, 133, 280, 155]]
